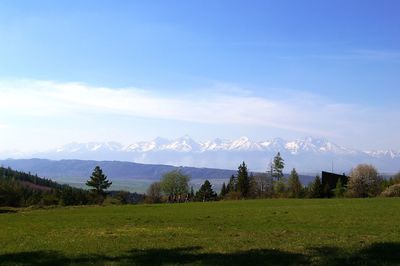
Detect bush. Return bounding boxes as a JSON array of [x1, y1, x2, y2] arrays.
[[160, 170, 190, 199], [103, 196, 120, 205], [146, 182, 162, 204], [392, 172, 400, 184], [224, 191, 242, 200], [40, 193, 59, 206], [381, 184, 400, 197], [347, 164, 381, 197], [273, 179, 288, 198]]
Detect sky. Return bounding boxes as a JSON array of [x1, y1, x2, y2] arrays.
[[0, 0, 400, 152]]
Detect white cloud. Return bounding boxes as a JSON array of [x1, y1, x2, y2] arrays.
[[0, 79, 398, 150], [0, 79, 325, 133]]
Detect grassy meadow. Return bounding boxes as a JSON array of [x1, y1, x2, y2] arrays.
[[1, 198, 400, 265]]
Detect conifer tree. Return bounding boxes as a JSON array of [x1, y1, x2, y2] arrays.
[[86, 166, 112, 203], [334, 179, 345, 198], [288, 168, 302, 198], [195, 180, 217, 202], [323, 183, 333, 198], [248, 172, 258, 198], [237, 161, 250, 198], [309, 175, 323, 198], [227, 174, 237, 193], [264, 162, 275, 197], [220, 182, 227, 198], [190, 186, 195, 200], [272, 152, 285, 180]]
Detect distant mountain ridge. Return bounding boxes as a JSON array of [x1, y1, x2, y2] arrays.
[[1, 136, 400, 173], [0, 158, 237, 181]]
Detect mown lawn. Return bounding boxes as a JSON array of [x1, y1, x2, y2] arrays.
[[0, 198, 399, 265]]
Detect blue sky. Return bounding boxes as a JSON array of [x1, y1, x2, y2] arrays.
[[0, 0, 399, 151]]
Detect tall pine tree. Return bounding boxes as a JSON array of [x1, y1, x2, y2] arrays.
[[195, 180, 217, 202], [288, 168, 302, 198], [237, 161, 250, 198], [309, 175, 323, 198], [190, 186, 195, 200], [334, 179, 345, 198], [86, 166, 112, 203], [272, 152, 285, 180], [227, 174, 237, 193], [220, 182, 227, 198]]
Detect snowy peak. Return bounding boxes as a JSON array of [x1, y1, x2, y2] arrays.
[[260, 138, 287, 150], [228, 136, 263, 151], [164, 135, 201, 152], [125, 137, 170, 152], [124, 136, 201, 152], [201, 138, 232, 151], [365, 150, 400, 159], [56, 142, 123, 153], [282, 137, 353, 155]]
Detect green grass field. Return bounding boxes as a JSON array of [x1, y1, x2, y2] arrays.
[[1, 198, 400, 265]]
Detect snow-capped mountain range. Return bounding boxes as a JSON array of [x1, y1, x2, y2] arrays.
[[2, 136, 400, 173], [55, 136, 358, 154]]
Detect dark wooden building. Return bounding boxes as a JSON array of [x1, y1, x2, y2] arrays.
[[321, 171, 349, 193]]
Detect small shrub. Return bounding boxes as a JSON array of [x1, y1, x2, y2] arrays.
[[381, 184, 400, 197], [224, 191, 242, 200], [103, 196, 120, 205], [347, 164, 380, 197], [146, 182, 162, 204], [114, 191, 130, 204]]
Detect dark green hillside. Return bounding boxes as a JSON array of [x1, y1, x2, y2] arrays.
[[0, 167, 63, 189], [0, 167, 91, 207]]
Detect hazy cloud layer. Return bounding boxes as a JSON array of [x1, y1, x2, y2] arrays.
[[0, 79, 398, 151]]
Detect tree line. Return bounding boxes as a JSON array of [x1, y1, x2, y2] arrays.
[[145, 152, 400, 203]]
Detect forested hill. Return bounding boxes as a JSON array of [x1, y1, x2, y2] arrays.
[[0, 166, 64, 190], [0, 166, 92, 207]]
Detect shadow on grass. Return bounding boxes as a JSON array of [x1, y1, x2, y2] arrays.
[[0, 247, 307, 266], [0, 243, 399, 266], [0, 208, 17, 214], [308, 243, 400, 265]]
